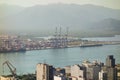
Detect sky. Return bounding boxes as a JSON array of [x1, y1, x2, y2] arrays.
[[0, 0, 120, 9]]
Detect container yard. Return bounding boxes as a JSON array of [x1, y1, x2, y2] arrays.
[[0, 28, 120, 53]]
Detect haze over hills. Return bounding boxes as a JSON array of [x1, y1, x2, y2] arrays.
[[91, 18, 120, 31], [88, 18, 120, 36], [0, 4, 24, 18], [0, 4, 120, 37]]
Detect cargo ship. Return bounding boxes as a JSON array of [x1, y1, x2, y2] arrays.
[[0, 48, 26, 53], [80, 44, 103, 47]]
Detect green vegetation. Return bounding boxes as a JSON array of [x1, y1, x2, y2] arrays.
[[1, 74, 36, 80], [17, 74, 36, 80], [1, 75, 13, 77]]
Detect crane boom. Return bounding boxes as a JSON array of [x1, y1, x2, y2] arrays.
[[3, 60, 17, 77]]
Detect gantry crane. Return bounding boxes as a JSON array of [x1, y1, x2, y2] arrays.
[[2, 60, 17, 79]]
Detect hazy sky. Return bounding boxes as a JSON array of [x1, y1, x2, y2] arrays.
[[0, 0, 120, 9]]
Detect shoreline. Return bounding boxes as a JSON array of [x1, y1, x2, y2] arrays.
[[1, 42, 120, 53]]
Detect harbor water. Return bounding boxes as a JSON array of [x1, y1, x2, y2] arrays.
[[0, 37, 120, 75]]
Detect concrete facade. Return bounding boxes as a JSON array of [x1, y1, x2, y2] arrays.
[[99, 66, 117, 80], [36, 63, 53, 80], [106, 55, 115, 67], [54, 76, 66, 80], [71, 64, 86, 80], [99, 70, 107, 80]]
